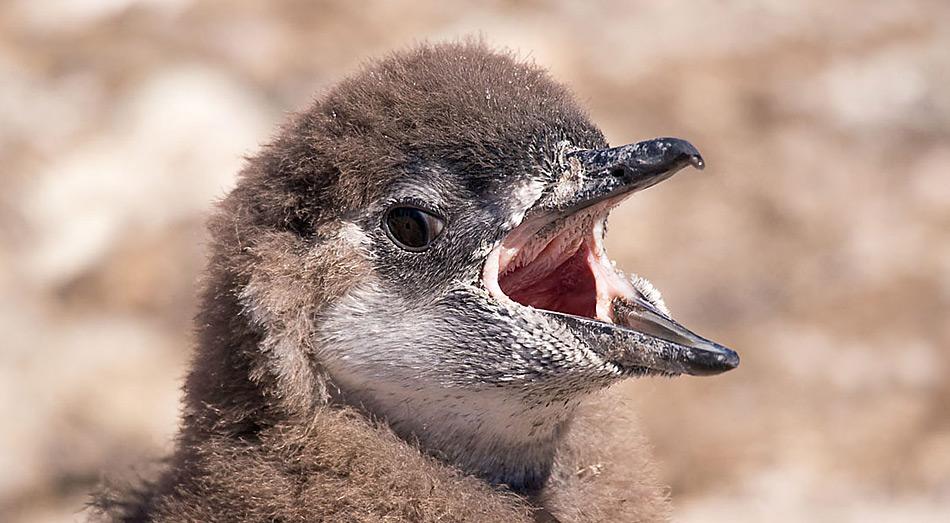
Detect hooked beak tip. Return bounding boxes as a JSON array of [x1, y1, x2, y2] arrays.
[[659, 137, 704, 171], [689, 153, 705, 170]]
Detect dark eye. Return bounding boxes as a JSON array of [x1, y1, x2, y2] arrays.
[[384, 206, 445, 251]]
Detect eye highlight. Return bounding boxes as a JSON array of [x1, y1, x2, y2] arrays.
[[384, 206, 445, 251]]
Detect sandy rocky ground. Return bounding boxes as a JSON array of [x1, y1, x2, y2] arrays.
[[1, 1, 948, 521]]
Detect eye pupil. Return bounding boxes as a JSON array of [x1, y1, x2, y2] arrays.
[[385, 206, 445, 251]]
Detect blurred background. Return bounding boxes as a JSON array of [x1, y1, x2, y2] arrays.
[[1, 1, 948, 521]]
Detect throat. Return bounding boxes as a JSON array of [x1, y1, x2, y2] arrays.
[[329, 377, 578, 493], [410, 403, 576, 494]]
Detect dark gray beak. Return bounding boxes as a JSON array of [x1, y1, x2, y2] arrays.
[[540, 137, 706, 215], [552, 137, 739, 376], [548, 299, 739, 376]]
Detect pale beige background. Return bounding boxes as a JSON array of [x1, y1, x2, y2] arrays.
[[2, 1, 948, 521]]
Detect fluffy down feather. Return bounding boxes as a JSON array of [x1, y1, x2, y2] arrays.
[[91, 41, 671, 522]]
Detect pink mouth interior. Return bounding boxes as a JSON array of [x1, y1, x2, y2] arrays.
[[500, 238, 598, 318], [483, 200, 638, 322]]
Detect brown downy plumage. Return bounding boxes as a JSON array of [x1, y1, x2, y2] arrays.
[[92, 41, 736, 522]]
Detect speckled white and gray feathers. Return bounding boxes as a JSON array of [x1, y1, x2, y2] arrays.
[[316, 258, 622, 489]]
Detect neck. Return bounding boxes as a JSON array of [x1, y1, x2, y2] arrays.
[[330, 379, 581, 493]]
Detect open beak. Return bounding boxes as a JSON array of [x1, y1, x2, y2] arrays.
[[483, 137, 739, 376]]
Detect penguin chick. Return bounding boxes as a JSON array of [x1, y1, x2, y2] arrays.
[[92, 41, 738, 523]]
